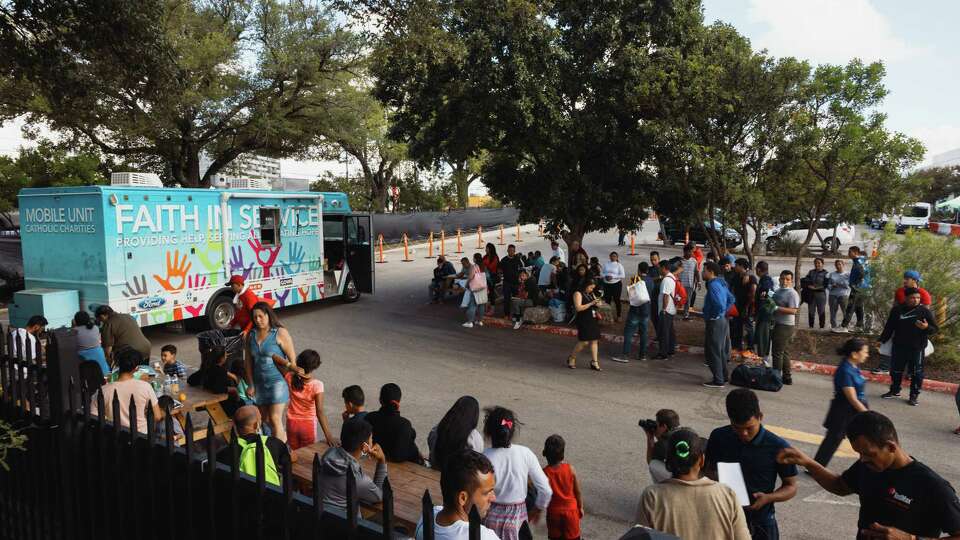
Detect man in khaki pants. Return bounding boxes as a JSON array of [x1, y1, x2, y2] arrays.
[[771, 270, 800, 386]]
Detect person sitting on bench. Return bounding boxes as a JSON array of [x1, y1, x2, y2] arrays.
[[431, 256, 458, 303]]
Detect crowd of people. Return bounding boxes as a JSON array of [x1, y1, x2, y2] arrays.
[[9, 228, 960, 540]]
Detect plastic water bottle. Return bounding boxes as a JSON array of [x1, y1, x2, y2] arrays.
[[170, 375, 180, 396]]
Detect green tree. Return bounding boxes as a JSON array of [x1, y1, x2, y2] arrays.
[[0, 141, 108, 222], [360, 0, 703, 247], [780, 61, 924, 279], [908, 165, 960, 206], [312, 84, 407, 212], [866, 228, 960, 366], [0, 0, 362, 186], [311, 173, 369, 211], [652, 23, 808, 261]]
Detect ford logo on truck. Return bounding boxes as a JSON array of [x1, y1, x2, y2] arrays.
[[138, 296, 166, 310]]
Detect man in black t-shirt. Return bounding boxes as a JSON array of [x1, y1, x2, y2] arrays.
[[499, 244, 525, 318], [731, 258, 758, 356], [778, 411, 960, 540]]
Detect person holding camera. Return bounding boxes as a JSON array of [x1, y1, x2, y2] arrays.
[[641, 409, 680, 484]]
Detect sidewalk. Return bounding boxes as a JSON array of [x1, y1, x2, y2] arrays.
[[481, 315, 959, 396]]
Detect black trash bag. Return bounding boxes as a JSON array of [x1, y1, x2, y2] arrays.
[[190, 329, 244, 386]]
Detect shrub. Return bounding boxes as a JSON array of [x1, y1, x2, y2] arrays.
[[865, 228, 960, 365], [0, 420, 26, 471]]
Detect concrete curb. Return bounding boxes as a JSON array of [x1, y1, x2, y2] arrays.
[[481, 316, 959, 396]]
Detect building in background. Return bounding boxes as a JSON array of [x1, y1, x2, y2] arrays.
[[931, 148, 960, 168], [200, 153, 281, 188]]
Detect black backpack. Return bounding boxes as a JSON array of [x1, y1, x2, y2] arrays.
[[731, 363, 783, 392]]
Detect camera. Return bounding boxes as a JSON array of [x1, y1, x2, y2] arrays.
[[638, 419, 658, 432]]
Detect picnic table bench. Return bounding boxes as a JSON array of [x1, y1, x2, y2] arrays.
[[291, 441, 441, 535]]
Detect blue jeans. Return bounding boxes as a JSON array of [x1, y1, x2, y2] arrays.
[[746, 513, 779, 540], [622, 303, 650, 357], [465, 293, 485, 323]]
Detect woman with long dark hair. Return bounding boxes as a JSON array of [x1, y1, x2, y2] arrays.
[[813, 338, 869, 466], [427, 396, 483, 470], [482, 407, 552, 540], [243, 301, 298, 442], [73, 310, 109, 376], [568, 279, 603, 371], [482, 243, 500, 316], [463, 253, 488, 328]]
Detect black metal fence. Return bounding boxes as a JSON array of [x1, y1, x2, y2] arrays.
[[0, 326, 528, 540]]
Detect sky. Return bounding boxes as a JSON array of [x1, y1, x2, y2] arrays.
[[2, 0, 958, 180], [701, 0, 960, 162]]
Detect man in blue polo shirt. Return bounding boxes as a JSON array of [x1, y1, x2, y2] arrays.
[[706, 388, 799, 539]]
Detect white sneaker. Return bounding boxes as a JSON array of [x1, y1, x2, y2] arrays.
[[610, 356, 630, 364], [477, 321, 484, 327], [513, 321, 523, 330], [462, 322, 474, 328]]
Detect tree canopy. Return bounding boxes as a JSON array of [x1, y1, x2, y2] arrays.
[[361, 0, 704, 244], [0, 0, 363, 186]]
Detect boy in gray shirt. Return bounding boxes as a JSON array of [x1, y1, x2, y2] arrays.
[[772, 271, 800, 385]]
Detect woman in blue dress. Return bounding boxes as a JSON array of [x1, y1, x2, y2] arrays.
[[243, 302, 298, 443]]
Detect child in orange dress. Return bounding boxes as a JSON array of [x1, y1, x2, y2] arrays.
[[283, 350, 337, 450], [542, 434, 583, 540]]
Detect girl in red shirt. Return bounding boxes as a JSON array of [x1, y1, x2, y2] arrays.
[[542, 434, 583, 540], [482, 243, 500, 316]]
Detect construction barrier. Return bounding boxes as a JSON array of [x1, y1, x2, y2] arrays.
[[629, 233, 636, 256], [456, 229, 463, 253], [376, 234, 387, 264], [929, 222, 960, 237], [515, 223, 522, 243], [440, 230, 446, 258], [498, 225, 505, 246], [477, 226, 484, 249], [402, 234, 413, 262]]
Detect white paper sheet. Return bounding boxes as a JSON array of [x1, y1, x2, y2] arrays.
[[718, 462, 751, 507]]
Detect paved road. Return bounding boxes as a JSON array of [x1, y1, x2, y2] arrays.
[[144, 222, 959, 540]]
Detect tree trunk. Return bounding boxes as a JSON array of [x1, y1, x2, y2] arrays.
[[451, 162, 474, 208], [739, 219, 753, 267], [561, 223, 587, 259], [370, 179, 389, 213]]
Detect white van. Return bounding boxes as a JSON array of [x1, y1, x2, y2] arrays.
[[872, 202, 931, 232]]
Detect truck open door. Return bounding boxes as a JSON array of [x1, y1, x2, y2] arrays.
[[346, 214, 374, 294]]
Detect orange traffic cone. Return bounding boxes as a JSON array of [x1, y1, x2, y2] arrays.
[[402, 234, 413, 262], [376, 234, 387, 264], [456, 228, 463, 253]]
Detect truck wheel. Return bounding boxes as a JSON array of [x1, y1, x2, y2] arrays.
[[342, 275, 361, 303], [208, 294, 236, 330]]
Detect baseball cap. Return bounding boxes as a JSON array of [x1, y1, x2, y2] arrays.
[[903, 270, 921, 282]]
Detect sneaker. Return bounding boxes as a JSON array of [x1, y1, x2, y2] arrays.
[[610, 356, 630, 364], [881, 391, 901, 399], [702, 381, 725, 388], [831, 327, 848, 334], [871, 368, 889, 375], [513, 321, 523, 330], [907, 396, 918, 406], [654, 354, 668, 360], [782, 376, 793, 385], [476, 321, 484, 327], [637, 356, 648, 362], [462, 322, 474, 328]]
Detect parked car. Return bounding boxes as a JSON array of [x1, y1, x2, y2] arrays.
[[763, 218, 855, 252], [870, 202, 932, 232], [659, 218, 741, 248]]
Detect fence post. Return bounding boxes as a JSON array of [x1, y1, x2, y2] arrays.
[[376, 234, 387, 264], [381, 477, 394, 540], [468, 505, 481, 540], [184, 413, 195, 539], [282, 445, 293, 540], [456, 229, 463, 253], [47, 328, 80, 425], [255, 435, 266, 540], [164, 407, 175, 538], [312, 453, 325, 540], [346, 460, 358, 538], [230, 428, 240, 539], [206, 420, 217, 539], [421, 490, 435, 540]]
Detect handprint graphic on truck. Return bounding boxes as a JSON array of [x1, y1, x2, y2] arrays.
[[153, 250, 192, 291], [279, 241, 306, 275], [248, 232, 281, 278], [195, 227, 224, 286], [229, 246, 254, 280]]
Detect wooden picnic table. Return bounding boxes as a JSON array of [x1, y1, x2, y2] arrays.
[[167, 383, 233, 442], [291, 441, 441, 535]]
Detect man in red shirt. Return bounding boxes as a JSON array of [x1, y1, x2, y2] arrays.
[[894, 270, 932, 306], [229, 275, 264, 333]]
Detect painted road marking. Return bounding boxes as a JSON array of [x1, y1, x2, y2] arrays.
[[803, 489, 861, 507], [766, 425, 858, 458]]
